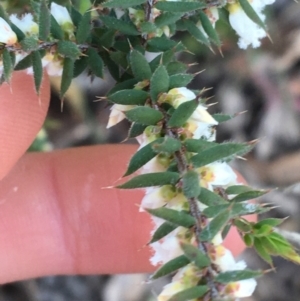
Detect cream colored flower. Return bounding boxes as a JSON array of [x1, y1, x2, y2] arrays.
[[228, 0, 274, 49], [50, 2, 73, 26], [107, 104, 135, 128], [10, 13, 38, 36], [197, 162, 237, 191], [0, 17, 17, 45]]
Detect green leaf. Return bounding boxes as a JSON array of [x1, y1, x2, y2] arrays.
[[70, 6, 82, 27], [166, 61, 187, 75], [199, 11, 221, 46], [60, 58, 74, 99], [200, 208, 231, 241], [203, 203, 262, 218], [130, 49, 152, 81], [109, 89, 149, 105], [107, 78, 138, 96], [151, 255, 190, 280], [182, 170, 201, 198], [124, 138, 163, 176], [191, 143, 252, 168], [238, 0, 267, 31], [167, 99, 198, 128], [253, 238, 273, 265], [147, 36, 177, 52], [57, 40, 81, 59], [73, 56, 88, 78], [225, 185, 253, 195], [254, 218, 285, 228], [104, 0, 147, 8], [100, 16, 139, 35], [243, 233, 254, 247], [150, 222, 178, 243], [50, 15, 64, 40], [168, 286, 208, 301], [155, 12, 183, 28], [20, 37, 39, 52], [128, 122, 147, 138], [14, 54, 32, 71], [32, 51, 43, 94], [212, 113, 233, 123], [39, 0, 50, 41], [169, 74, 194, 89], [11, 23, 26, 41], [184, 19, 210, 46], [87, 48, 104, 78], [180, 243, 210, 268], [184, 139, 216, 153], [2, 48, 13, 83], [233, 219, 252, 232], [118, 172, 180, 189], [140, 22, 157, 34], [198, 187, 227, 206], [216, 269, 262, 283], [76, 10, 91, 44], [150, 65, 169, 101], [146, 207, 195, 228], [155, 2, 206, 13], [231, 190, 268, 203], [125, 107, 163, 125], [0, 3, 10, 23], [152, 137, 181, 153]]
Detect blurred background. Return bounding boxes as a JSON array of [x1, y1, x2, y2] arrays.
[[2, 0, 300, 300]]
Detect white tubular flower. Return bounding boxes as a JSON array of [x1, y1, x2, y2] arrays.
[[9, 13, 38, 36], [40, 53, 63, 77], [228, 0, 274, 49], [50, 2, 73, 26], [0, 17, 17, 45], [224, 278, 257, 298], [167, 87, 218, 138], [150, 235, 183, 266], [107, 104, 135, 128], [197, 162, 237, 191], [158, 264, 200, 301]]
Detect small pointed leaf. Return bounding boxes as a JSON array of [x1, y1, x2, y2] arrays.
[[150, 65, 169, 101], [169, 74, 194, 89], [200, 208, 231, 241], [152, 137, 181, 153], [104, 0, 147, 8], [146, 207, 195, 228], [231, 190, 268, 203], [216, 269, 262, 283], [39, 0, 50, 41], [109, 89, 149, 105], [191, 143, 252, 168], [180, 243, 210, 268], [130, 49, 152, 81], [155, 2, 206, 13], [167, 99, 198, 128], [150, 222, 178, 243], [32, 51, 43, 94], [225, 185, 253, 195], [151, 255, 190, 280], [182, 170, 201, 198], [76, 10, 91, 44], [168, 286, 208, 301], [87, 48, 104, 78], [60, 58, 74, 99], [125, 107, 163, 125], [124, 138, 163, 176], [199, 10, 221, 46], [118, 172, 180, 189]]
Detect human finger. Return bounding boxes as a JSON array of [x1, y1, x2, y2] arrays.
[[0, 145, 251, 283], [0, 71, 50, 180]]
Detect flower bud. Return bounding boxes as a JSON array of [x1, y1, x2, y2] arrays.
[[0, 17, 17, 45], [10, 13, 38, 36]]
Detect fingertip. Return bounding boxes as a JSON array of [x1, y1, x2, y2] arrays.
[[0, 71, 50, 180]]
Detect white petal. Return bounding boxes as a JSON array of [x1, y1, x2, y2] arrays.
[[50, 2, 73, 25], [0, 17, 17, 45]]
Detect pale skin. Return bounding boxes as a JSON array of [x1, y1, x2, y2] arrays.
[[0, 71, 256, 284]]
